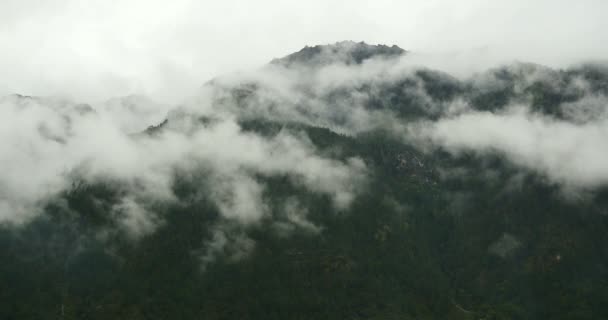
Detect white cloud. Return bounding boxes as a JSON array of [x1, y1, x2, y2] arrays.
[[0, 93, 367, 238], [415, 105, 608, 190], [1, 0, 607, 102]]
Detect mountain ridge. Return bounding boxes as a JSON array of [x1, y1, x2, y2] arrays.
[[270, 41, 406, 67]]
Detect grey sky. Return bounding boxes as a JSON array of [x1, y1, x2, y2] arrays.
[[1, 0, 607, 102]]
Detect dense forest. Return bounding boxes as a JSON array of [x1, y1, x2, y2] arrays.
[[2, 42, 608, 319]]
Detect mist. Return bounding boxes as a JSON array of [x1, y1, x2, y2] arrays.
[[1, 0, 607, 102]]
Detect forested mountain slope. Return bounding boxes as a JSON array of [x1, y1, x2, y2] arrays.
[[2, 42, 608, 319]]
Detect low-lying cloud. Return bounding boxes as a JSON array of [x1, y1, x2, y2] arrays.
[[414, 105, 608, 191], [0, 93, 366, 235]]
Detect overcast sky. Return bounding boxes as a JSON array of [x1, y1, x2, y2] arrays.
[[1, 0, 607, 102]]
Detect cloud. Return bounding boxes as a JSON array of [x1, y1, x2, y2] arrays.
[[0, 92, 366, 241], [196, 52, 444, 135], [198, 226, 256, 272], [413, 105, 608, 191], [273, 198, 323, 236], [101, 95, 171, 133], [1, 0, 607, 102], [112, 196, 162, 238]]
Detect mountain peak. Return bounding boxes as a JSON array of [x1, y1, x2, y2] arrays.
[[270, 41, 406, 67]]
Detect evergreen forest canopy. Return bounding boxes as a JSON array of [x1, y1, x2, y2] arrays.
[[2, 41, 608, 319]]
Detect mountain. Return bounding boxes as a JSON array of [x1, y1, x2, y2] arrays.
[[270, 41, 406, 67], [2, 43, 608, 320]]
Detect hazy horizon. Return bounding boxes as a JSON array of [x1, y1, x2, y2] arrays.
[[1, 0, 607, 103]]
